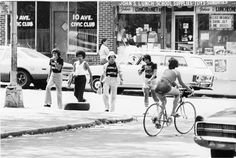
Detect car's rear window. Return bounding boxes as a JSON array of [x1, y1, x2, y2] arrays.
[[165, 56, 187, 67], [189, 57, 207, 68]]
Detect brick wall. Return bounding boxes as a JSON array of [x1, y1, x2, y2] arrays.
[[99, 1, 115, 52], [0, 14, 5, 45], [0, 2, 9, 45]]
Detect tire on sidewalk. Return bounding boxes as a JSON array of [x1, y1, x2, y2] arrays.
[[64, 102, 90, 111]]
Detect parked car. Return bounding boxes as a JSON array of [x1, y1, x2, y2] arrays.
[[89, 50, 214, 93], [0, 46, 73, 89], [194, 108, 236, 158]]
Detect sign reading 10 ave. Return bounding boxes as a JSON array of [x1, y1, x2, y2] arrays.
[[71, 14, 96, 29]]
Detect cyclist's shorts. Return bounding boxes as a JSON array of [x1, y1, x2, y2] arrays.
[[155, 78, 172, 94]]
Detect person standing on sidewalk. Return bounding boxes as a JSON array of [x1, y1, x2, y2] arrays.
[[99, 38, 109, 65], [44, 48, 64, 109], [138, 54, 159, 108], [100, 51, 123, 112], [73, 50, 93, 102]]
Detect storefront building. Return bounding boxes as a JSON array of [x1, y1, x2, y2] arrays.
[[1, 1, 236, 80]]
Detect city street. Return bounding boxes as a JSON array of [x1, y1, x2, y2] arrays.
[[1, 87, 236, 158], [1, 118, 210, 158]]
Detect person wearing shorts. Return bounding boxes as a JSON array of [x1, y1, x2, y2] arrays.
[[154, 57, 192, 117], [138, 54, 159, 108]]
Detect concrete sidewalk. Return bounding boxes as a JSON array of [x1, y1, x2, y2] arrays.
[[0, 108, 133, 139]]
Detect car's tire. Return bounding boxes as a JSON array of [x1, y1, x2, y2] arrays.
[[64, 102, 90, 111], [91, 77, 101, 93], [211, 149, 235, 158], [117, 88, 124, 94], [34, 80, 47, 90], [17, 70, 31, 89]]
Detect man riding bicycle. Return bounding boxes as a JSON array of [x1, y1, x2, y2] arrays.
[[154, 57, 193, 117]]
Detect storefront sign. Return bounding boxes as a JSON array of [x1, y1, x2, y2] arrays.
[[209, 14, 233, 30], [70, 13, 96, 29], [17, 15, 34, 27], [119, 6, 161, 14], [120, 1, 228, 7], [197, 6, 236, 14]]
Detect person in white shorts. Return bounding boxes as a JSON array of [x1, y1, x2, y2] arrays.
[[138, 54, 159, 108]]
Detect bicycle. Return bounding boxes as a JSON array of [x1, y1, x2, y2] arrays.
[[143, 88, 196, 137]]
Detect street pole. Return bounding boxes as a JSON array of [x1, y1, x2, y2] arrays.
[[4, 1, 24, 108]]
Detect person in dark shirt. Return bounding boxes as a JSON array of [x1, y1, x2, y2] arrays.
[[138, 54, 159, 108], [44, 48, 64, 109], [100, 51, 123, 112]]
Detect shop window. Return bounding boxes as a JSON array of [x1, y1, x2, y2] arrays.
[[37, 2, 50, 53], [117, 14, 161, 50], [68, 2, 97, 53], [17, 2, 35, 49], [198, 14, 236, 55]]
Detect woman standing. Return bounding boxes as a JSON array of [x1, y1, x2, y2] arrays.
[[73, 50, 93, 102], [99, 38, 109, 64], [44, 48, 63, 109]]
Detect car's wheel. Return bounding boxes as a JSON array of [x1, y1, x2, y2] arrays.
[[211, 149, 235, 158], [17, 70, 31, 88], [91, 77, 101, 92], [117, 88, 124, 94]]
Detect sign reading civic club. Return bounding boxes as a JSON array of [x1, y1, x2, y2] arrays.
[[70, 13, 96, 29], [17, 15, 34, 27], [209, 14, 234, 30]]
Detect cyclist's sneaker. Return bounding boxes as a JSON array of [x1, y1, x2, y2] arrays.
[[155, 123, 161, 129], [152, 117, 161, 129]]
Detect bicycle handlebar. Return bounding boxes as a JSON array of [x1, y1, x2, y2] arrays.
[[179, 88, 194, 98]]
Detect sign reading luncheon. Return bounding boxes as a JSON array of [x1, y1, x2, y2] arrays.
[[71, 14, 96, 29]]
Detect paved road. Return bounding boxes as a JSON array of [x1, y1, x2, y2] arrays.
[[1, 118, 210, 158]]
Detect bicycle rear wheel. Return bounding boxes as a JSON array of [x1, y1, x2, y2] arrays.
[[143, 103, 165, 137], [174, 101, 196, 134]]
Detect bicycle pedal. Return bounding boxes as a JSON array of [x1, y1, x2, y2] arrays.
[[166, 117, 173, 126]]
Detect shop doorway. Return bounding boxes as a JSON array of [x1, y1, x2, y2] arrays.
[[173, 13, 194, 53]]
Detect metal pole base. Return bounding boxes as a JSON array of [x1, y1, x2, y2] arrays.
[[4, 85, 24, 108]]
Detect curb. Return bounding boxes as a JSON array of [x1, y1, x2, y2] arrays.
[[194, 93, 236, 99], [1, 117, 134, 139]]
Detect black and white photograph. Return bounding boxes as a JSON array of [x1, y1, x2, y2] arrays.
[[0, 1, 236, 158]]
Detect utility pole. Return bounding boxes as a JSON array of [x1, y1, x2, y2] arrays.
[[4, 1, 24, 108]]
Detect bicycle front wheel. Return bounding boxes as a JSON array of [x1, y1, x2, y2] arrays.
[[174, 101, 196, 134], [143, 103, 164, 137]]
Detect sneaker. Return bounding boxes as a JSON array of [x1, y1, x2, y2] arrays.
[[44, 104, 51, 107], [105, 109, 109, 112], [155, 123, 161, 129]]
